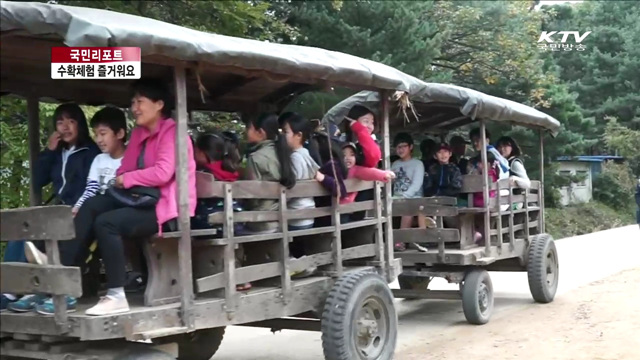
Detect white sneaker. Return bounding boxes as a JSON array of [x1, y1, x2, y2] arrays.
[[85, 296, 130, 316], [25, 241, 48, 265]]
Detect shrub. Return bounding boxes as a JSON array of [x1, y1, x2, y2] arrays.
[[592, 161, 636, 213]]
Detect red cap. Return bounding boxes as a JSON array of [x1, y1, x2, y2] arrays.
[[437, 143, 452, 152]]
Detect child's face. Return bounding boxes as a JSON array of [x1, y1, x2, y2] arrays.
[[436, 149, 452, 164], [497, 143, 512, 158], [357, 113, 375, 134], [55, 114, 79, 145], [194, 147, 208, 167], [343, 147, 356, 169], [396, 142, 412, 160], [282, 122, 303, 150], [246, 123, 266, 144], [93, 124, 124, 155], [471, 135, 488, 151]]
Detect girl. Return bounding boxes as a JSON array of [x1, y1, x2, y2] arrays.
[[4, 103, 100, 313], [80, 78, 196, 316], [341, 142, 395, 205], [344, 105, 381, 168], [496, 136, 531, 190], [313, 133, 349, 227], [280, 113, 320, 231], [243, 113, 297, 232], [468, 152, 499, 245], [191, 132, 241, 231]]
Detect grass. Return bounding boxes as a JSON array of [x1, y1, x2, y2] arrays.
[[546, 201, 635, 240]]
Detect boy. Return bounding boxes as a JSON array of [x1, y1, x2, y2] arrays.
[[22, 107, 128, 315], [423, 143, 463, 197], [391, 133, 426, 250], [468, 128, 509, 180]]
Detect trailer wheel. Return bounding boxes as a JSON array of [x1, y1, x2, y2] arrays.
[[152, 327, 225, 360], [461, 269, 493, 325], [322, 271, 397, 360], [527, 233, 559, 303]]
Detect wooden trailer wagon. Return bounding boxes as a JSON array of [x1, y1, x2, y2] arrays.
[[324, 84, 561, 325], [0, 2, 428, 359]]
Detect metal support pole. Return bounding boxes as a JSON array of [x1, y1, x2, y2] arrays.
[[174, 65, 194, 329], [479, 121, 491, 253], [27, 96, 42, 206]]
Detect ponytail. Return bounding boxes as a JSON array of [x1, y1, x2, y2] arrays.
[[250, 113, 296, 189]]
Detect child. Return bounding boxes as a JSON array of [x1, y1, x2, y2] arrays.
[[4, 103, 100, 313], [21, 107, 128, 315], [243, 113, 297, 232], [281, 113, 320, 231], [391, 133, 425, 251], [312, 133, 349, 227], [423, 143, 462, 197], [468, 152, 499, 245], [191, 132, 241, 231], [342, 142, 395, 205]]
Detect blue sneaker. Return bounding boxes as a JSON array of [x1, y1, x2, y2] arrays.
[[7, 294, 48, 312], [35, 296, 77, 315], [1, 294, 17, 312]]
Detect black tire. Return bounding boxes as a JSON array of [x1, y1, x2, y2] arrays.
[[152, 327, 225, 360], [322, 271, 397, 360], [461, 269, 493, 325], [527, 233, 559, 303], [116, 348, 176, 360]]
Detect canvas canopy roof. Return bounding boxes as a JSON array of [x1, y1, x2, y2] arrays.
[[323, 84, 562, 137], [0, 1, 425, 112]]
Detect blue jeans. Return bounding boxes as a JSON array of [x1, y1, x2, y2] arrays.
[[3, 241, 26, 263]]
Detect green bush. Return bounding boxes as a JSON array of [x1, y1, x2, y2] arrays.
[[592, 161, 636, 214], [546, 201, 634, 239]]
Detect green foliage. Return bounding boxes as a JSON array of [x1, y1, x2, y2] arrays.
[[592, 161, 637, 213], [545, 201, 634, 239], [603, 120, 640, 174]]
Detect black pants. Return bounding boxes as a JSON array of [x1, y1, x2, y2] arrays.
[[82, 195, 158, 289]]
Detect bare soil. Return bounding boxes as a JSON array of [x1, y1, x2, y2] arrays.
[[397, 267, 640, 360]]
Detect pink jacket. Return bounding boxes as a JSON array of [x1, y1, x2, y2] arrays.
[[117, 119, 197, 233], [473, 167, 498, 207], [341, 165, 389, 204]]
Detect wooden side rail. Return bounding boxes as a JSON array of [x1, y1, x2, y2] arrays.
[[0, 206, 76, 329], [0, 263, 82, 297]]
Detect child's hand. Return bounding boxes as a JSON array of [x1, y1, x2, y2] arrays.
[[384, 171, 396, 181], [47, 132, 61, 151], [114, 175, 125, 188], [71, 206, 79, 217], [315, 171, 325, 182]]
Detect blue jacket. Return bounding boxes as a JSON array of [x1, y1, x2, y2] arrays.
[[34, 143, 100, 206]]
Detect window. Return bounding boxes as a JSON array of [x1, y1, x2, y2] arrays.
[[576, 170, 589, 187], [558, 170, 572, 188]]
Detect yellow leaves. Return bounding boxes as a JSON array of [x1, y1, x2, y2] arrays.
[[460, 63, 474, 73], [485, 75, 499, 85]]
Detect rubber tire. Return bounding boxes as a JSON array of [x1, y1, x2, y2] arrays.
[[461, 269, 494, 325], [527, 233, 559, 303], [152, 327, 225, 360], [321, 271, 397, 360], [116, 348, 176, 360]]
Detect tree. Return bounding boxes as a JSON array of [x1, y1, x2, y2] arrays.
[[541, 2, 640, 130]]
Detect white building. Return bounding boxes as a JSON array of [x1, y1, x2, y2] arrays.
[[555, 156, 624, 206]]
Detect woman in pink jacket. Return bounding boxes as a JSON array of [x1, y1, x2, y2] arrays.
[[84, 79, 197, 316]]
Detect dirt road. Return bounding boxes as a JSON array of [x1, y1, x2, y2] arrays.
[[397, 267, 640, 360]]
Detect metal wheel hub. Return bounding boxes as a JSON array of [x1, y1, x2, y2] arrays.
[[354, 297, 388, 359], [478, 283, 490, 313]]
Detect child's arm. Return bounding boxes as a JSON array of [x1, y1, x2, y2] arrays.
[[350, 121, 381, 168], [315, 162, 347, 198], [352, 165, 394, 182], [73, 156, 101, 212]]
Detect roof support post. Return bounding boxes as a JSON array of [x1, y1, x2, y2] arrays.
[[380, 90, 394, 283], [174, 65, 195, 330], [27, 96, 42, 206], [539, 130, 545, 234], [479, 121, 491, 254]]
